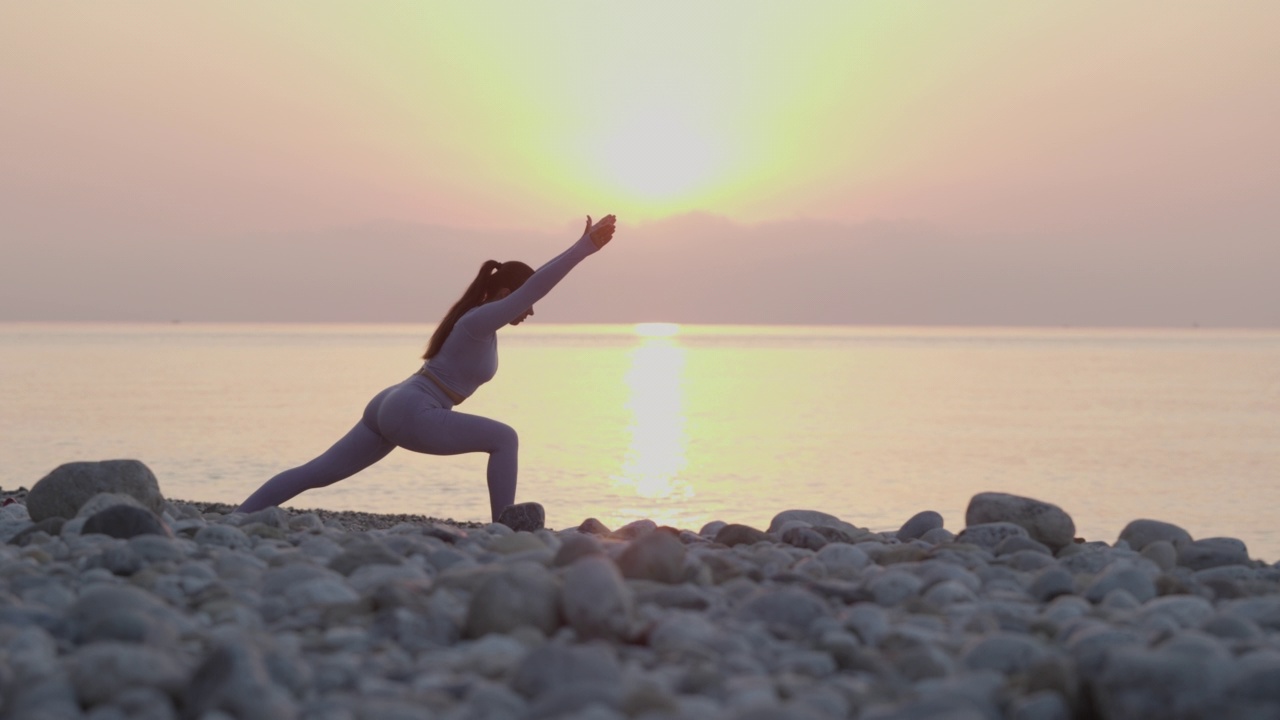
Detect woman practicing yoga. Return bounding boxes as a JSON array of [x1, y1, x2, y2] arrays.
[[237, 214, 618, 522]]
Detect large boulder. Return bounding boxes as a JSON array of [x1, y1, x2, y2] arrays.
[[27, 460, 165, 522], [965, 492, 1075, 551]]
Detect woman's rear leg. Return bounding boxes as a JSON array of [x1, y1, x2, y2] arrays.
[[237, 421, 394, 513]]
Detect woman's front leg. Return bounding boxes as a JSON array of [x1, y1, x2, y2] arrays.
[[391, 409, 519, 522]]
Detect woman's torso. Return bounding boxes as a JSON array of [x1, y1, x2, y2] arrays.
[[422, 310, 499, 401]]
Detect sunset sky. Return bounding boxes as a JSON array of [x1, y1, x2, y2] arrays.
[[2, 2, 1277, 326]]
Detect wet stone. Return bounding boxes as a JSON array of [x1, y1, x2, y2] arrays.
[[553, 533, 604, 567], [1177, 537, 1250, 571], [956, 522, 1030, 550], [496, 502, 545, 533], [1118, 519, 1193, 551], [612, 518, 657, 540], [617, 529, 686, 584], [577, 517, 611, 535], [7, 517, 66, 546], [966, 492, 1076, 551], [781, 526, 829, 551], [82, 505, 172, 540], [715, 523, 771, 547]]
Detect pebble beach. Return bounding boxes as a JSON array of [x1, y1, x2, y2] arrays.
[[3, 460, 1280, 720]]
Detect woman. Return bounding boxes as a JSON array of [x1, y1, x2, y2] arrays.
[[237, 214, 617, 522]]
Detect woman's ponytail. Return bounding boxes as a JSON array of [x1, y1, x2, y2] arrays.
[[423, 260, 503, 359]]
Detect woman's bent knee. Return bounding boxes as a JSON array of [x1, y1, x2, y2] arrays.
[[494, 423, 518, 453]]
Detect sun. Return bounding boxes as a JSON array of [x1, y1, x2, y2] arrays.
[[590, 107, 726, 211]]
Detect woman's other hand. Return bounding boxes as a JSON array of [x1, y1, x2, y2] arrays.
[[583, 214, 617, 250]]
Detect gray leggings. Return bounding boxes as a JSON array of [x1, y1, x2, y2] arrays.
[[237, 375, 518, 521]]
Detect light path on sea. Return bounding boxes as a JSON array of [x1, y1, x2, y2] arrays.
[[2, 323, 1278, 560]]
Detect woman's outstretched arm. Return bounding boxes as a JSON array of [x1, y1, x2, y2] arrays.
[[459, 215, 616, 334]]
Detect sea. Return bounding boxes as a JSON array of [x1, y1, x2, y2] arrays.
[[2, 323, 1278, 560]]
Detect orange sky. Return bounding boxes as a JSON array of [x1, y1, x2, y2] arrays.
[[2, 3, 1277, 325]]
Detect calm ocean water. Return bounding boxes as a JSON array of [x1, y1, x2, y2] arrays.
[[2, 323, 1278, 559]]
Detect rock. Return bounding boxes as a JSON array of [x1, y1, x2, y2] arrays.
[[736, 586, 830, 640], [781, 526, 829, 550], [1089, 643, 1230, 719], [1064, 624, 1144, 679], [867, 570, 923, 607], [486, 531, 546, 556], [956, 521, 1030, 550], [561, 555, 635, 641], [965, 492, 1075, 551], [698, 520, 727, 537], [612, 519, 657, 539], [922, 579, 978, 606], [464, 561, 560, 637], [554, 533, 604, 567], [284, 576, 360, 611], [715, 523, 771, 547], [194, 524, 252, 551], [0, 625, 60, 685], [328, 541, 402, 576], [1117, 519, 1193, 551], [27, 460, 166, 521], [961, 632, 1050, 675], [239, 505, 291, 529], [74, 492, 149, 519], [1139, 595, 1215, 629], [768, 509, 855, 535], [4, 673, 82, 719], [184, 633, 299, 720], [649, 611, 721, 658], [497, 502, 545, 532], [616, 529, 685, 584], [890, 643, 955, 682], [7, 517, 66, 546], [839, 599, 890, 645], [995, 535, 1053, 556], [920, 527, 956, 544], [816, 543, 871, 579], [1177, 537, 1250, 570], [1009, 690, 1071, 720], [1200, 613, 1262, 640], [1084, 562, 1157, 604], [897, 510, 944, 541], [64, 641, 188, 705], [577, 517, 611, 535], [1029, 565, 1075, 602], [129, 534, 185, 564], [1230, 650, 1280, 705], [1140, 540, 1178, 571], [510, 642, 623, 703], [94, 687, 178, 720], [69, 584, 185, 646], [82, 505, 171, 539]]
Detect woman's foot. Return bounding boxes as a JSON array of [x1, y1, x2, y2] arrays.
[[497, 502, 545, 532]]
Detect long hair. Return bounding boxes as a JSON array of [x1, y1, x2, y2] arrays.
[[423, 260, 534, 359]]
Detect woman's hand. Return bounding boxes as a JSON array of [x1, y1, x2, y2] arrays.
[[583, 214, 617, 250]]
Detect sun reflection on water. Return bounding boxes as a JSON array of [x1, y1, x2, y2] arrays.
[[611, 329, 692, 526]]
